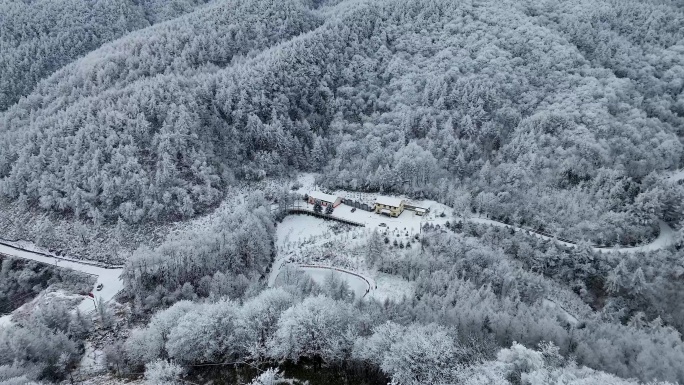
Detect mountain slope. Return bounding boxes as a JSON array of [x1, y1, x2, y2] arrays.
[[0, 0, 682, 244], [0, 0, 215, 112]]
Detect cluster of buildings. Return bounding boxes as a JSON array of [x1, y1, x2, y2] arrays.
[[307, 191, 427, 218]]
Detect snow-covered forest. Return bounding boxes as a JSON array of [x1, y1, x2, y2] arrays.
[[1, 0, 684, 384]]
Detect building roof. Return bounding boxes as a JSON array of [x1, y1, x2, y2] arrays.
[[309, 190, 339, 203], [380, 208, 392, 215], [375, 196, 404, 207]]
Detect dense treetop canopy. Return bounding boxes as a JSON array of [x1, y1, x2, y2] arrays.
[[0, 0, 682, 242]]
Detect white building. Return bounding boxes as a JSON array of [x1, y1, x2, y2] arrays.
[[374, 196, 405, 217], [308, 191, 342, 207]]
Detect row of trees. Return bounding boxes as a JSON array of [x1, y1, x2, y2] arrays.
[[121, 290, 675, 385]]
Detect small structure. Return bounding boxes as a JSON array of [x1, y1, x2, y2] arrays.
[[414, 207, 427, 216], [405, 201, 430, 215], [374, 196, 405, 217], [308, 191, 342, 208]]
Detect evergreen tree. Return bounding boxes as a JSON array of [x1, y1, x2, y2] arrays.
[[313, 200, 323, 214], [366, 229, 385, 268]]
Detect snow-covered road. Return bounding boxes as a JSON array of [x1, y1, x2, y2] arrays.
[[468, 217, 676, 254], [0, 242, 123, 314]]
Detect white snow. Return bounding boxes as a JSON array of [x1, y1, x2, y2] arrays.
[[542, 298, 579, 326], [664, 169, 684, 183], [78, 342, 107, 375], [270, 207, 424, 301], [2, 170, 679, 325], [327, 202, 451, 234], [270, 215, 338, 287], [375, 195, 404, 208], [0, 314, 12, 327], [308, 190, 341, 203], [369, 273, 415, 302], [296, 173, 317, 192]]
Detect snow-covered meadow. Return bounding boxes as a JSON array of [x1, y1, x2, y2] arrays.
[[269, 180, 455, 301]]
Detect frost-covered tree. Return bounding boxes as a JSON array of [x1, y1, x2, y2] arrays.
[[124, 301, 197, 367], [268, 295, 357, 365], [355, 322, 464, 385], [166, 300, 240, 364], [236, 289, 296, 360], [248, 368, 290, 385], [144, 359, 184, 385], [366, 229, 385, 268]]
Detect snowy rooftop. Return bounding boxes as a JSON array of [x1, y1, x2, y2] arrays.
[[375, 196, 404, 207], [309, 190, 339, 203]]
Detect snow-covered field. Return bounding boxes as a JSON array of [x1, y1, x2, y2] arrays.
[[78, 341, 107, 376], [270, 192, 449, 301], [542, 298, 579, 326]]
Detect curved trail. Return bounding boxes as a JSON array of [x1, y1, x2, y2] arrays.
[[468, 217, 676, 254], [276, 264, 373, 298]]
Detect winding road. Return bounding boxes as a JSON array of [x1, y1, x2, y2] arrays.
[[2, 171, 681, 325], [469, 217, 677, 253], [0, 241, 123, 319]]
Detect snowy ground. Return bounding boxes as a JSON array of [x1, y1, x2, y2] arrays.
[[0, 314, 11, 327], [271, 214, 412, 301], [664, 168, 684, 183], [0, 289, 87, 327], [542, 298, 579, 326], [1, 171, 679, 327], [77, 342, 107, 377], [369, 273, 415, 302], [271, 177, 681, 304], [270, 215, 337, 287]]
